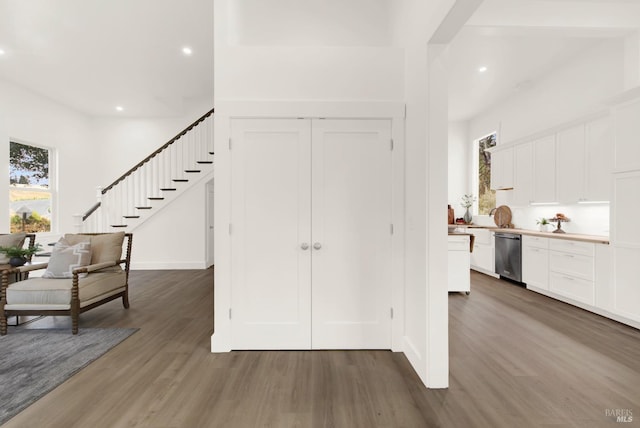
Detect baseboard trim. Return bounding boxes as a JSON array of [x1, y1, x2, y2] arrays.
[[130, 261, 208, 270]]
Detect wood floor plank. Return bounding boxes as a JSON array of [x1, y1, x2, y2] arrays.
[[3, 269, 640, 427]]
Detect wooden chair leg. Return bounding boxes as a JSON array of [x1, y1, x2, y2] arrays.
[[71, 279, 79, 334], [122, 292, 130, 309], [72, 314, 79, 334], [1, 313, 7, 335]]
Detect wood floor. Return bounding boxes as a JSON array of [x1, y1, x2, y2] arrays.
[[3, 269, 640, 427]]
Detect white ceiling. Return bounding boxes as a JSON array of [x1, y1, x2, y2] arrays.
[[1, 0, 638, 122], [448, 0, 640, 122], [0, 0, 213, 118]]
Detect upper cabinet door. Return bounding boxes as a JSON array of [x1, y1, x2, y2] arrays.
[[556, 124, 586, 204], [614, 98, 640, 172], [512, 142, 533, 206], [533, 135, 557, 203], [490, 147, 514, 191], [230, 118, 312, 350], [585, 116, 614, 202]]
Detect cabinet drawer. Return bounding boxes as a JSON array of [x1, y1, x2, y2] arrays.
[[523, 235, 549, 249], [448, 236, 470, 251], [549, 239, 594, 257], [549, 250, 594, 281], [550, 272, 595, 305], [471, 228, 493, 245]]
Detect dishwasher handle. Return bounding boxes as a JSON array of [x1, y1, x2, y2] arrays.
[[495, 233, 521, 240]]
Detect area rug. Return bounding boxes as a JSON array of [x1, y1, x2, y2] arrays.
[[0, 328, 138, 425]]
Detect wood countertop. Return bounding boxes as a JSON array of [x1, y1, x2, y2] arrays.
[[448, 231, 473, 236], [491, 228, 609, 245], [449, 225, 609, 244], [449, 224, 611, 245]]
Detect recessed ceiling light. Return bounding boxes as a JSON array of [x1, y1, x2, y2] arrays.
[[0, 49, 5, 56], [182, 46, 193, 56], [478, 66, 488, 73], [115, 106, 124, 112]]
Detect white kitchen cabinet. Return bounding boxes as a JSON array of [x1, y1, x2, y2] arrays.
[[612, 170, 640, 322], [556, 124, 586, 204], [512, 142, 533, 206], [613, 97, 640, 172], [549, 240, 595, 305], [584, 116, 614, 202], [533, 135, 556, 203], [556, 117, 613, 203], [490, 147, 514, 191], [522, 236, 549, 290], [448, 235, 470, 294], [469, 228, 496, 276]]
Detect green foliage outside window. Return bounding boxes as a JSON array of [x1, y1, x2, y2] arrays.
[[478, 134, 496, 215]]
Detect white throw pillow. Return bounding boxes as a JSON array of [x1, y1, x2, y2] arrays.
[[43, 238, 92, 279]]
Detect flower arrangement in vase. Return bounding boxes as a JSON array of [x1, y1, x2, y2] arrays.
[[460, 194, 476, 224]]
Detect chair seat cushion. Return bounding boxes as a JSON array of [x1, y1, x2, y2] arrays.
[[6, 269, 126, 306]]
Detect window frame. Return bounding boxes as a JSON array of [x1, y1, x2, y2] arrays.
[[472, 132, 497, 216], [8, 139, 57, 234]]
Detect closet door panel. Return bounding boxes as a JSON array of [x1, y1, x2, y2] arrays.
[[230, 119, 312, 350], [311, 119, 393, 349]]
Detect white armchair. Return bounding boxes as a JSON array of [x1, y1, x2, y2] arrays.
[[1, 232, 132, 335]]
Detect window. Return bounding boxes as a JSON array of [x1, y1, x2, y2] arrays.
[[9, 141, 53, 233], [473, 133, 496, 215]]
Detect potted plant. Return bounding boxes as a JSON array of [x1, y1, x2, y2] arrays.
[[536, 218, 550, 232], [0, 243, 43, 267]]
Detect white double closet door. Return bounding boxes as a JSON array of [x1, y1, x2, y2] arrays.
[[230, 118, 392, 350]]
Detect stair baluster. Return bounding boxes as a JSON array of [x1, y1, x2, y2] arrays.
[[75, 109, 214, 233]]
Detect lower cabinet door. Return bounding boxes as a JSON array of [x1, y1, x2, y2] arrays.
[[523, 246, 549, 290], [549, 272, 595, 305]]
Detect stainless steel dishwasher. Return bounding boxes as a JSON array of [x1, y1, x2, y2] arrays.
[[494, 232, 523, 283]]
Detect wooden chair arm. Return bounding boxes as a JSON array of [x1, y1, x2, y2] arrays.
[[73, 261, 118, 275], [2, 262, 48, 275]]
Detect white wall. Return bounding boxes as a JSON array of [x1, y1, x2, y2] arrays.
[[468, 38, 625, 145], [90, 99, 212, 186], [448, 120, 470, 219], [0, 79, 95, 235], [129, 170, 213, 269], [0, 77, 213, 267], [230, 0, 393, 46], [212, 0, 455, 392], [461, 38, 625, 235], [390, 0, 459, 388]]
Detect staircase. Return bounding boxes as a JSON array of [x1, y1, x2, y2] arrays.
[[75, 108, 214, 233]]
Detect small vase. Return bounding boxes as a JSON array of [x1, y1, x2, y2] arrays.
[[463, 208, 473, 224], [9, 256, 26, 267], [539, 224, 548, 232]]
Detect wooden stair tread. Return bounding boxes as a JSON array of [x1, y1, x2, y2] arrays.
[[111, 225, 128, 228], [123, 215, 141, 219], [160, 188, 177, 191], [148, 197, 165, 200], [136, 206, 153, 210], [172, 179, 189, 182], [196, 161, 213, 164], [184, 170, 201, 173]]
